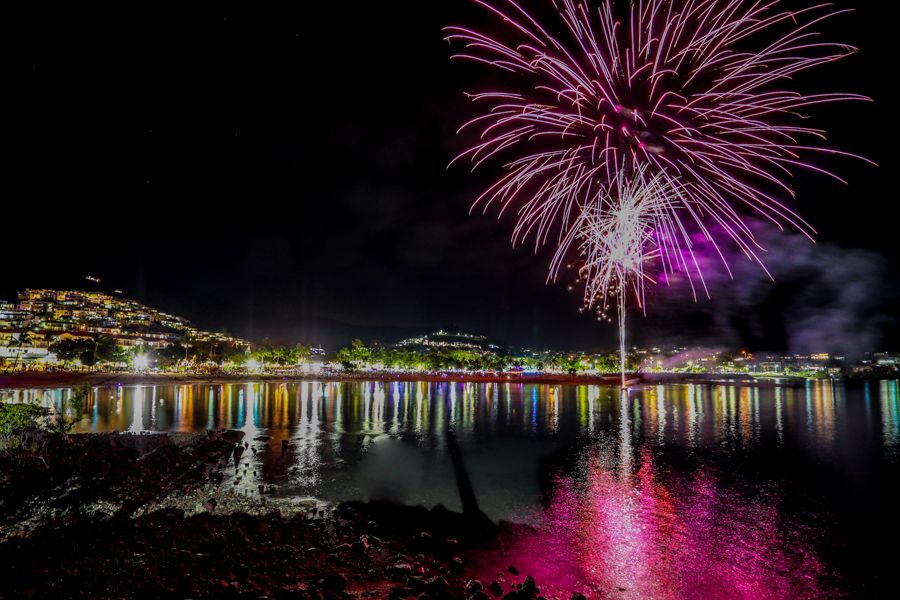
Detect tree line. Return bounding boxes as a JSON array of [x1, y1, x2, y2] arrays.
[[24, 334, 643, 375], [332, 339, 641, 374]]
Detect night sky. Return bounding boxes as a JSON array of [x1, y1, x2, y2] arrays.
[[7, 2, 897, 353]]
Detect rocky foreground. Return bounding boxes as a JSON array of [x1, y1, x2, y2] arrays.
[[0, 429, 585, 600]]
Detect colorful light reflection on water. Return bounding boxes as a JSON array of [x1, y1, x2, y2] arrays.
[[3, 379, 899, 597], [471, 391, 832, 599]]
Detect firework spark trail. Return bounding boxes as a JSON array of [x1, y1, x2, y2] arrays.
[[446, 0, 870, 293], [573, 165, 685, 385], [575, 166, 676, 312]]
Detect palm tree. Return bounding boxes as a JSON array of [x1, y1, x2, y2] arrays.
[[50, 338, 81, 369], [10, 330, 34, 371]]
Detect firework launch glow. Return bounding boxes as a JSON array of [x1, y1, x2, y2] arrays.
[[447, 0, 870, 382]]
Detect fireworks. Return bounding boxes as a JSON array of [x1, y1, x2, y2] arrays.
[[447, 0, 869, 290], [447, 0, 868, 384], [572, 165, 681, 313], [573, 164, 685, 385]]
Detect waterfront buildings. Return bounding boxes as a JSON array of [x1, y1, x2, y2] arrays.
[[394, 329, 501, 352], [0, 288, 248, 364]]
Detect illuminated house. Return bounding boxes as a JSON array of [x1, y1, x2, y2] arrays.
[[0, 288, 248, 357], [395, 329, 500, 352]]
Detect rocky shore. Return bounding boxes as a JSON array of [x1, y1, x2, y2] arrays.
[[0, 429, 585, 600]]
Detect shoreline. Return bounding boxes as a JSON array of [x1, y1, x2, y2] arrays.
[[0, 427, 566, 599], [0, 370, 817, 390]]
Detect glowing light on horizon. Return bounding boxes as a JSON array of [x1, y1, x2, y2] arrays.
[[133, 353, 150, 371]]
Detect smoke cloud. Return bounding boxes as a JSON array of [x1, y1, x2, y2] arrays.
[[641, 222, 894, 358]]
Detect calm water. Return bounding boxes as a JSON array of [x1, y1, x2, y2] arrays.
[[3, 379, 900, 598]]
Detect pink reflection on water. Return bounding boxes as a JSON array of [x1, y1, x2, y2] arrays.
[[471, 447, 832, 599]]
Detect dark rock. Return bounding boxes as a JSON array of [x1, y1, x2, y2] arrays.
[[221, 431, 245, 444], [570, 594, 587, 600], [517, 576, 538, 599], [489, 581, 504, 597], [350, 541, 366, 554], [507, 566, 519, 576], [449, 556, 464, 573], [406, 576, 426, 592], [321, 573, 347, 593], [391, 586, 413, 599], [426, 576, 448, 594], [393, 561, 413, 571]]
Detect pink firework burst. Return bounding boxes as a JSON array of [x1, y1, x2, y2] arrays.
[[446, 0, 871, 299]]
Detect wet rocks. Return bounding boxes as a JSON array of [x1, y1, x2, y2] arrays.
[[426, 575, 449, 595], [449, 556, 465, 573], [320, 572, 348, 593], [387, 560, 414, 580], [500, 575, 539, 600], [220, 430, 245, 444], [1, 432, 577, 600]]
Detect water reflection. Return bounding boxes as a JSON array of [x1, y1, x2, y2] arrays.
[[473, 389, 829, 599], [882, 379, 900, 454], [2, 380, 898, 473], [3, 379, 899, 597]]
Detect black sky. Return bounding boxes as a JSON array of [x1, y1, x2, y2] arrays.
[[6, 1, 897, 352]]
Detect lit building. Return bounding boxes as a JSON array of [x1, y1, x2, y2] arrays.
[[0, 288, 248, 359], [394, 329, 501, 352]]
